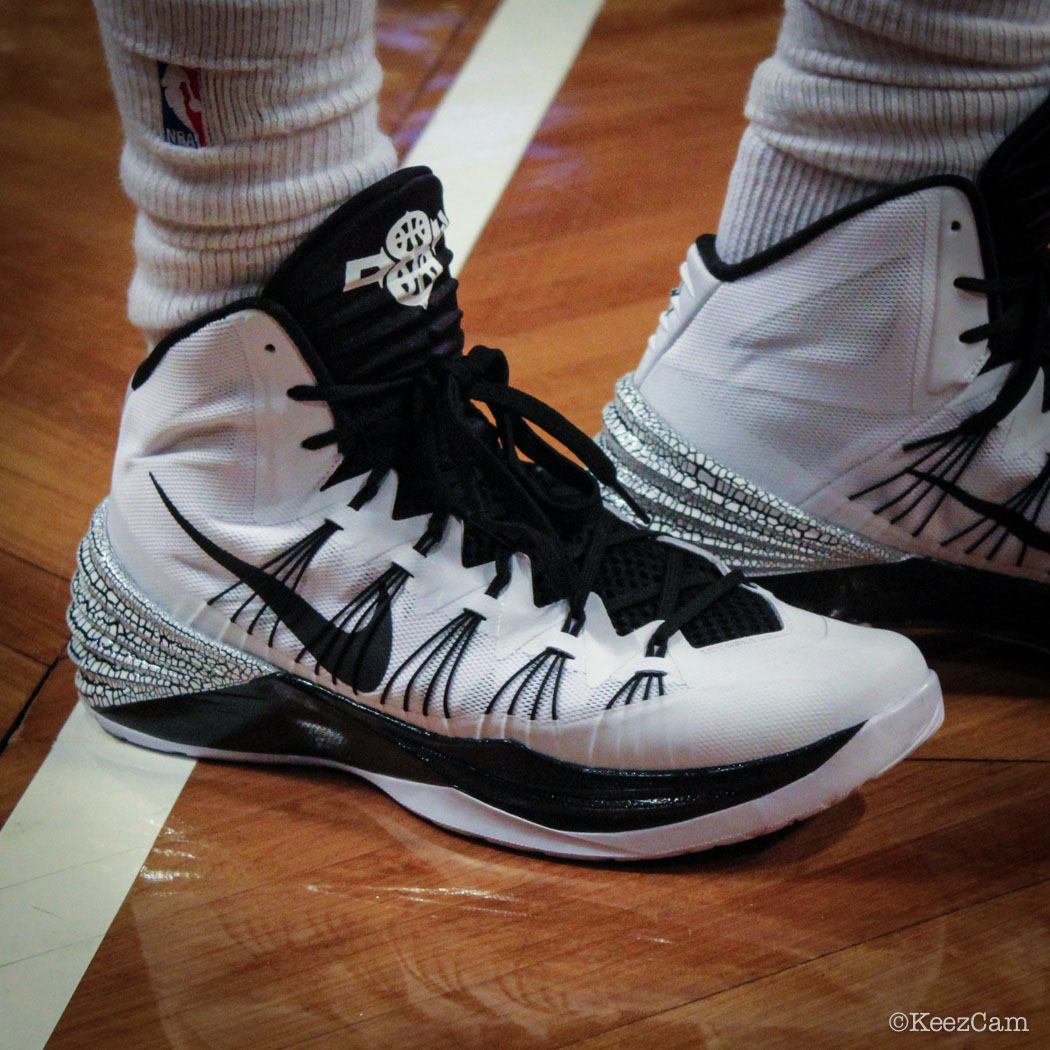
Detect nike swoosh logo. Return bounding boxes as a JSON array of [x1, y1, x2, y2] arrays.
[[909, 469, 1050, 556], [151, 475, 392, 691]]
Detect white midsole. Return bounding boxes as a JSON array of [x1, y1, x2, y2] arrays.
[[87, 670, 942, 861]]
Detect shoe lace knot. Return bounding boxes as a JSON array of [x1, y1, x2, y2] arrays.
[[291, 343, 751, 651]]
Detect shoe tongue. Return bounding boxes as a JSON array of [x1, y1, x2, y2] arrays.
[[263, 166, 463, 383], [978, 92, 1050, 278]]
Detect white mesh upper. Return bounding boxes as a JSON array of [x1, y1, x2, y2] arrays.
[[103, 303, 931, 768], [634, 182, 1050, 579]]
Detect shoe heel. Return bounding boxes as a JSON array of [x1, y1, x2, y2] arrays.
[[67, 501, 269, 711]]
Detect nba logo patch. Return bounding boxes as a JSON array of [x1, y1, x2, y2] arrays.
[[159, 62, 208, 148]]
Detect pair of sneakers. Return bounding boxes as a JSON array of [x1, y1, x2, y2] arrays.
[[67, 96, 1049, 860]]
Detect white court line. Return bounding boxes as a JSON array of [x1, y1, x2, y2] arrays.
[[0, 1, 604, 1047], [407, 0, 604, 273]]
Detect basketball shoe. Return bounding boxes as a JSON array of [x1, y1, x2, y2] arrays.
[[601, 96, 1050, 652], [68, 168, 940, 860]]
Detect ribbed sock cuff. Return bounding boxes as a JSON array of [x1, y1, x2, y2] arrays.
[[93, 0, 397, 343], [716, 0, 1050, 262]]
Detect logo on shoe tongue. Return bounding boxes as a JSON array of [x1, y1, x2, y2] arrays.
[[343, 209, 450, 309]]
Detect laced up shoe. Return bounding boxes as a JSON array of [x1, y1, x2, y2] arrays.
[[601, 96, 1050, 653], [68, 167, 941, 860]]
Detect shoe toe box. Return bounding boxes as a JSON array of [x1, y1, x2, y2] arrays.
[[530, 596, 932, 772]]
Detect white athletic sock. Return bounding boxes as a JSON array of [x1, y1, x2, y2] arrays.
[[717, 0, 1050, 263], [93, 0, 397, 344]]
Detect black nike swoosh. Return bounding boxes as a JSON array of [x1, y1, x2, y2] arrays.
[[909, 469, 1050, 556], [151, 475, 392, 691]]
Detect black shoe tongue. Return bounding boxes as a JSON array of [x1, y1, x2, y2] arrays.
[[262, 166, 463, 383], [978, 91, 1050, 279]]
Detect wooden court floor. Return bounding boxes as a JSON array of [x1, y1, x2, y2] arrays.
[[2, 1, 1049, 1047]]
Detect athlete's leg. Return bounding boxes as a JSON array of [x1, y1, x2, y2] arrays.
[[717, 0, 1050, 262], [92, 0, 396, 345]]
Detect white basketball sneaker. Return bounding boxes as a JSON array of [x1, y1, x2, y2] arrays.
[[601, 96, 1050, 652], [68, 168, 941, 860]]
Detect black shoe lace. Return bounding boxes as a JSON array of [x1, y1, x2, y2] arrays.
[[905, 248, 1049, 455], [289, 343, 747, 655], [851, 104, 1050, 561]]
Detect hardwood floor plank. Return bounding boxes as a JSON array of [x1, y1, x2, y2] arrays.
[[0, 470, 99, 582], [919, 694, 1050, 763], [0, 659, 72, 827], [387, 0, 503, 159], [379, 0, 499, 147], [0, 645, 48, 748], [0, 551, 73, 666], [562, 879, 1050, 1049], [47, 750, 1050, 1049], [909, 640, 1050, 762]]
